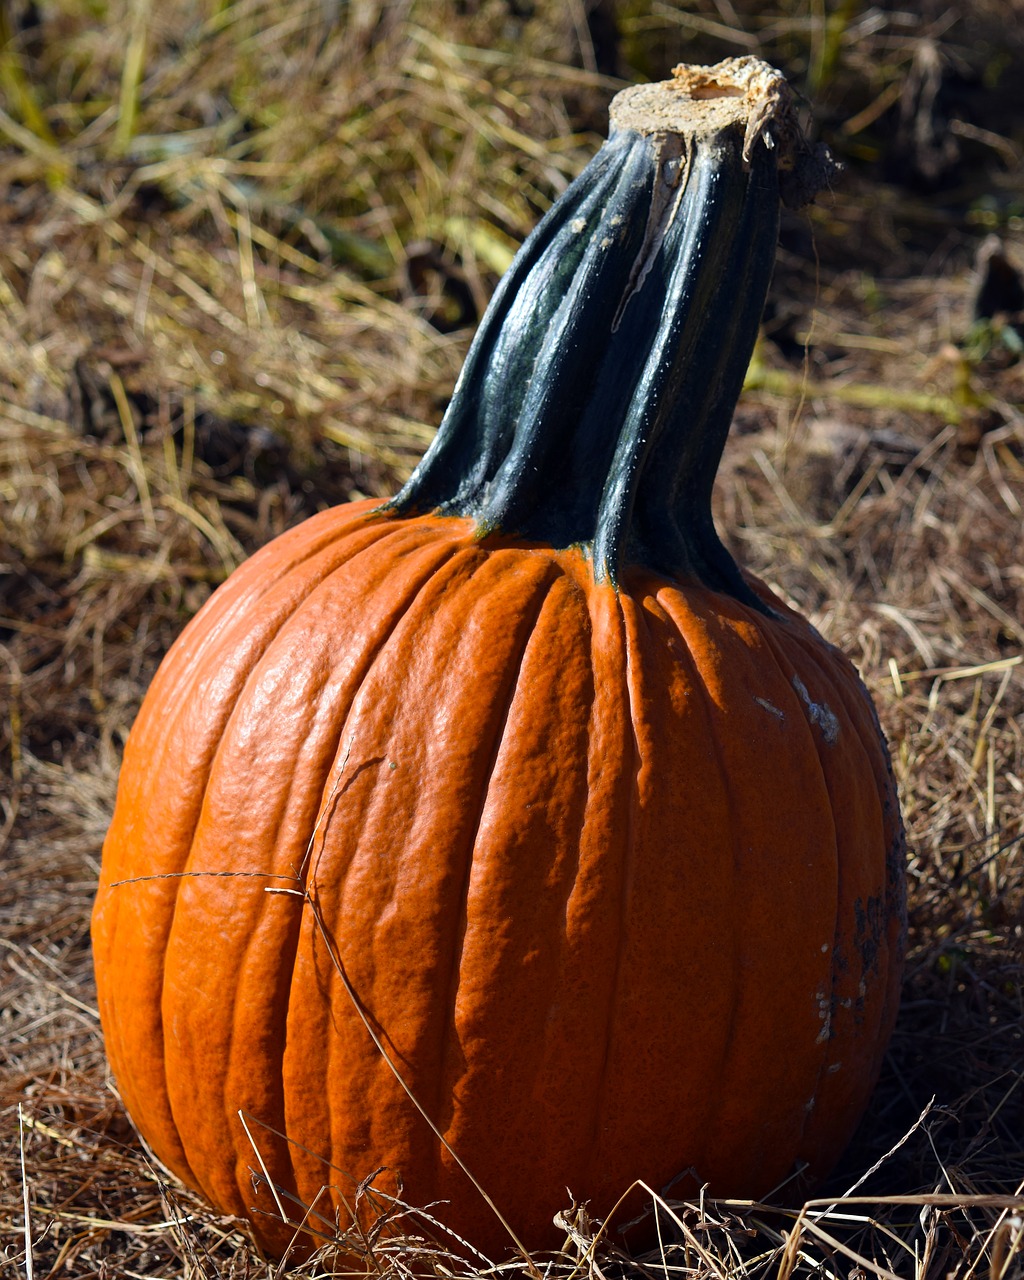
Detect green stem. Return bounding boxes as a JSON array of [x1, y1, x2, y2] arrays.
[[392, 60, 833, 600]]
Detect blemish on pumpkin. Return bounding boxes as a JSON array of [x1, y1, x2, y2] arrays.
[[754, 695, 784, 720], [827, 1062, 842, 1074], [854, 895, 885, 976], [815, 987, 831, 1043], [570, 218, 587, 233], [831, 939, 849, 975], [792, 675, 840, 745]]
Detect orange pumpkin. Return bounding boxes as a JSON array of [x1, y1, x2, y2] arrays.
[[92, 59, 906, 1260]]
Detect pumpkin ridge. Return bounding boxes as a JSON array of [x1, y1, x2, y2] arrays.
[[429, 554, 566, 1153], [519, 569, 601, 1210], [749, 614, 899, 1165], [224, 891, 307, 1214], [774, 618, 906, 909], [787, 624, 906, 962], [428, 561, 600, 1240], [269, 545, 563, 1226], [255, 537, 507, 1213], [712, 612, 844, 1182], [583, 587, 643, 1181], [641, 581, 840, 1187], [155, 525, 477, 1216], [94, 529, 386, 1193], [736, 610, 849, 1158], [644, 584, 746, 1179]]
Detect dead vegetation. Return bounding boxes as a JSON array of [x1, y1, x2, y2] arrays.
[[1, 1, 1023, 1277]]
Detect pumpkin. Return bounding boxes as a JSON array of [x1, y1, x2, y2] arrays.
[[91, 58, 906, 1261]]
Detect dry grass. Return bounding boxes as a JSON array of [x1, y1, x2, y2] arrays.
[[2, 1, 1023, 1277]]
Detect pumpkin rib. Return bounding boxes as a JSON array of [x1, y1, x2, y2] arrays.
[[751, 618, 898, 1163], [761, 619, 893, 922], [659, 587, 778, 1183], [779, 619, 906, 909], [430, 559, 603, 1237], [526, 570, 621, 1218], [485, 568, 636, 1219], [634, 583, 747, 1177], [673, 595, 759, 1181], [579, 584, 638, 1189], [225, 533, 508, 1219], [424, 553, 589, 1226], [271, 544, 564, 1236], [155, 522, 480, 1219], [93, 522, 397, 1192], [787, 625, 906, 972], [647, 582, 843, 1188], [741, 615, 853, 1161], [429, 553, 565, 1150]]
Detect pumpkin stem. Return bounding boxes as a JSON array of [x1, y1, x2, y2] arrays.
[[390, 58, 836, 595]]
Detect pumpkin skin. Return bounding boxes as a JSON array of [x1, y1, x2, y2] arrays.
[[91, 60, 906, 1260], [92, 503, 904, 1255]]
